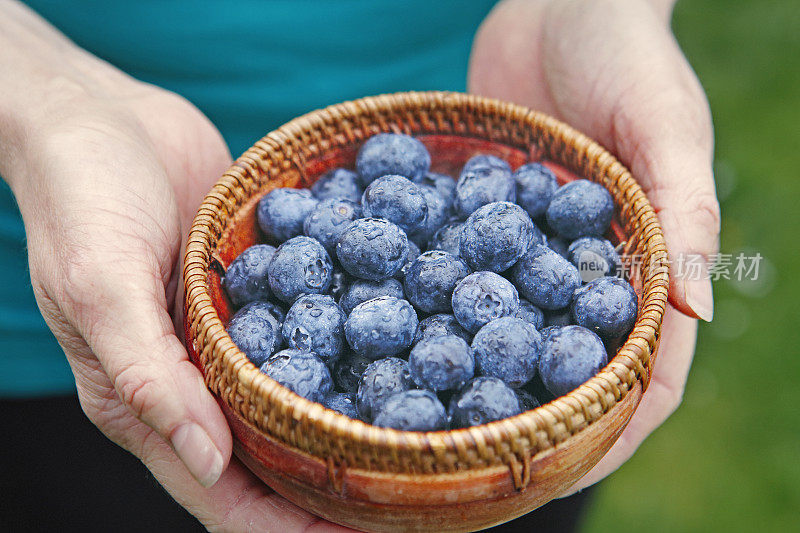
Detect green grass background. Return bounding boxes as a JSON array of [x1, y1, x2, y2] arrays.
[[581, 1, 800, 531]]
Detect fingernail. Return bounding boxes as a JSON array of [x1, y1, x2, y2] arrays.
[[171, 423, 224, 488], [684, 278, 714, 322]]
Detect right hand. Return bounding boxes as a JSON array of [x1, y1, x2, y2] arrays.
[[1, 3, 351, 529]]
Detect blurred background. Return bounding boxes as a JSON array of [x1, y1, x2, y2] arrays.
[[582, 1, 800, 531]]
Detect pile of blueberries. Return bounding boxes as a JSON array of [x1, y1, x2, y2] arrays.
[[224, 133, 638, 432]]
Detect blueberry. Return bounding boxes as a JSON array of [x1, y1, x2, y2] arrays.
[[396, 240, 422, 280], [339, 278, 404, 315], [414, 314, 472, 346], [332, 351, 373, 393], [268, 236, 333, 303], [510, 244, 581, 310], [567, 237, 621, 282], [282, 294, 346, 364], [546, 179, 614, 239], [539, 325, 561, 342], [361, 174, 428, 235], [404, 251, 471, 314], [448, 377, 521, 428], [428, 222, 463, 256], [408, 182, 451, 247], [472, 317, 542, 388], [311, 168, 363, 203], [462, 154, 511, 174], [227, 302, 283, 366], [257, 188, 319, 242], [345, 296, 419, 358], [413, 172, 456, 215], [460, 202, 534, 272], [303, 198, 362, 254], [223, 244, 276, 307], [373, 390, 447, 431], [544, 308, 573, 327], [538, 326, 608, 397], [336, 218, 409, 280], [546, 235, 570, 258], [409, 335, 474, 392], [356, 133, 431, 186], [451, 271, 519, 333], [454, 156, 515, 218], [513, 163, 558, 219], [356, 357, 414, 421], [515, 299, 544, 329], [249, 300, 287, 324], [516, 388, 541, 411], [571, 276, 638, 341], [321, 391, 359, 418], [259, 349, 333, 402]]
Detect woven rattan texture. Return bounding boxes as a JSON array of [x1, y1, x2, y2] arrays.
[[183, 92, 669, 475]]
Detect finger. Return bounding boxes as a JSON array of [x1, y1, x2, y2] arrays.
[[70, 357, 353, 533], [60, 258, 232, 489], [561, 306, 697, 495]]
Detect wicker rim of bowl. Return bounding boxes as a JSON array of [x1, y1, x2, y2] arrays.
[[183, 91, 669, 482]]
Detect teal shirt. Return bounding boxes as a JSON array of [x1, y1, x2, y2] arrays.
[[1, 0, 497, 396]]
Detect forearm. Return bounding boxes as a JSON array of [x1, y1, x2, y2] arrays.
[[0, 0, 138, 187]]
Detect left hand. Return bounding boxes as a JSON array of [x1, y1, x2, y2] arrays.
[[469, 0, 720, 493]]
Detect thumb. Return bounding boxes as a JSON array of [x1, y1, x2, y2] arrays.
[[61, 259, 232, 487]]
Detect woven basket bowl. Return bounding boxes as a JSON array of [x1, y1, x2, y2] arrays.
[[182, 91, 669, 532]]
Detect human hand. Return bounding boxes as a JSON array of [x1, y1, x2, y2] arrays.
[[469, 0, 720, 493], [0, 4, 352, 529]]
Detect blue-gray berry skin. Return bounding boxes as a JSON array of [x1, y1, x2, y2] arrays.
[[413, 172, 456, 215], [571, 276, 638, 341], [257, 188, 319, 242], [339, 278, 404, 315], [224, 244, 276, 307], [538, 326, 608, 397], [259, 349, 333, 402], [311, 168, 363, 203], [452, 271, 520, 333], [227, 302, 283, 366], [567, 237, 621, 282], [321, 391, 359, 418], [546, 179, 614, 239], [514, 163, 558, 219], [282, 294, 346, 364], [303, 198, 362, 254], [460, 202, 534, 272], [268, 236, 333, 303], [345, 296, 419, 359], [356, 133, 431, 186], [510, 244, 581, 310], [373, 390, 448, 431], [361, 174, 428, 234], [516, 388, 541, 411], [428, 222, 464, 256], [546, 235, 570, 258], [404, 251, 471, 314], [544, 308, 573, 327], [414, 314, 472, 346], [408, 182, 451, 248], [396, 240, 422, 280], [328, 263, 352, 302], [454, 156, 515, 218], [539, 325, 561, 342], [515, 299, 545, 330], [409, 335, 475, 392], [336, 218, 409, 280], [356, 357, 414, 421], [332, 351, 373, 393], [448, 377, 521, 428], [462, 154, 511, 174], [472, 317, 542, 388]]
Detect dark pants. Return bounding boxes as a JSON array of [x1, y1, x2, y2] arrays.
[[0, 396, 594, 532]]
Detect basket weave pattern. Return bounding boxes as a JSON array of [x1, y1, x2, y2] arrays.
[[183, 92, 668, 481]]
